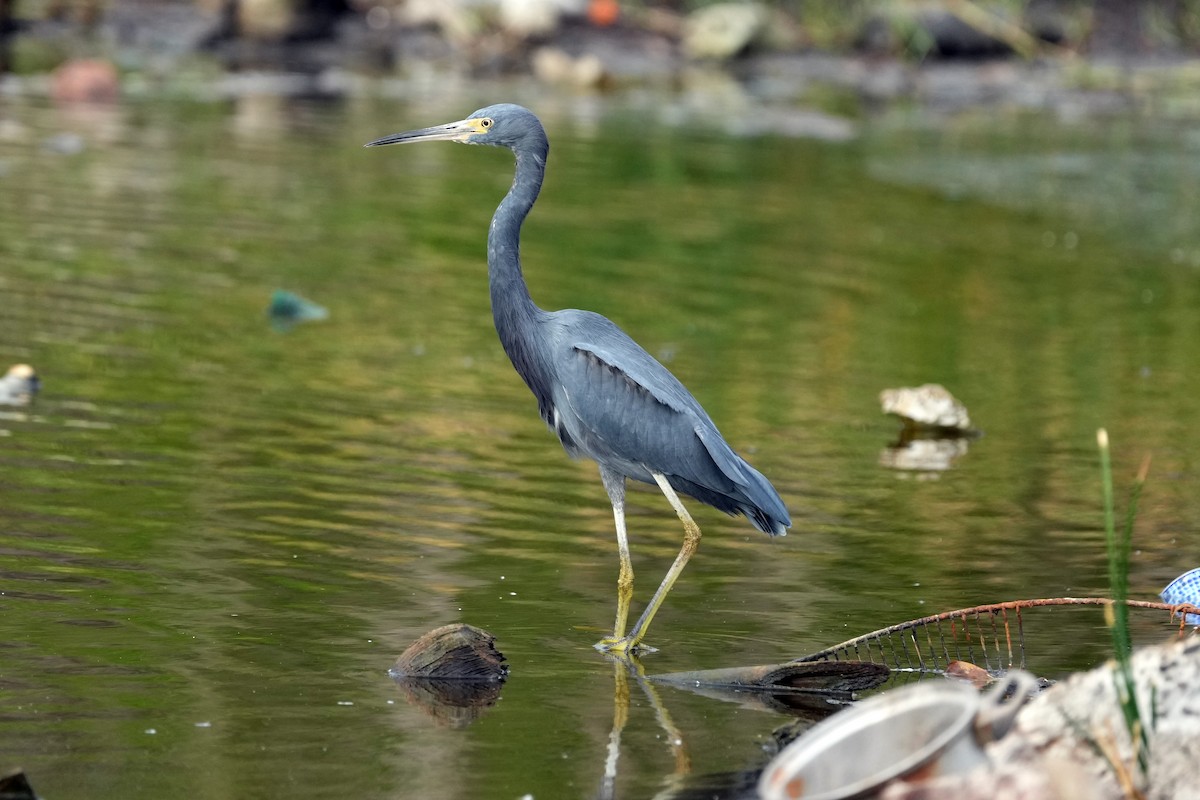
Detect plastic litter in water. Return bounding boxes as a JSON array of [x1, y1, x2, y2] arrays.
[[268, 290, 329, 331], [1161, 568, 1200, 625]]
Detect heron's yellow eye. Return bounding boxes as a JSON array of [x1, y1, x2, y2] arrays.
[[480, 118, 493, 129]]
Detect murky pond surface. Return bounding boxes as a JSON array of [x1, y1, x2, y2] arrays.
[[1, 86, 1198, 798]]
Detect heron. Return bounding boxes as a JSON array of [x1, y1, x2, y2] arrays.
[[366, 104, 790, 654]]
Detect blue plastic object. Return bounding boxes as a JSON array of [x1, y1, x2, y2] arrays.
[[1160, 568, 1200, 626], [268, 290, 328, 331]]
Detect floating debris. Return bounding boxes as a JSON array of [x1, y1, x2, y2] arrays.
[[268, 290, 328, 331], [653, 661, 888, 695], [0, 364, 39, 406], [889, 637, 1200, 800], [946, 660, 995, 689], [392, 623, 508, 682], [652, 660, 889, 717], [758, 671, 1038, 800], [391, 623, 508, 728], [880, 383, 974, 433], [1161, 568, 1200, 626]]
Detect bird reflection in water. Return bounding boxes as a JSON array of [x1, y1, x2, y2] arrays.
[[597, 656, 887, 799]]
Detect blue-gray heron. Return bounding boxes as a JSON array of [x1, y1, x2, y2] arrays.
[[366, 104, 790, 654]]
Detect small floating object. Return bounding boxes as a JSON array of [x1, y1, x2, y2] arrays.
[[758, 671, 1038, 800], [945, 659, 995, 689], [391, 623, 508, 728], [880, 383, 974, 433], [268, 290, 328, 331], [0, 364, 39, 406], [1161, 568, 1200, 626]]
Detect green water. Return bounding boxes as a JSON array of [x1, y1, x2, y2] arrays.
[[1, 90, 1198, 799]]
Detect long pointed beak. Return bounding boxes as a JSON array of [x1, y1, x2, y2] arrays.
[[364, 118, 485, 148]]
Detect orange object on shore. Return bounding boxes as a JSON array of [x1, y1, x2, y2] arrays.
[[588, 0, 619, 27], [51, 59, 119, 104]]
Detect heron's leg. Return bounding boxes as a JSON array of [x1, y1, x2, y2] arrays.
[[604, 473, 701, 655], [609, 500, 634, 638], [596, 467, 634, 646]]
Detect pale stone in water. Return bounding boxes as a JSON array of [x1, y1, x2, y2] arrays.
[[880, 383, 972, 430], [0, 364, 38, 407]]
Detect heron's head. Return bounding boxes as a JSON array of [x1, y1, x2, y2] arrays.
[[365, 104, 548, 161]]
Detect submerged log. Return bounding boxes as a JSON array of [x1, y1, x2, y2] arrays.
[[391, 623, 508, 683], [390, 623, 508, 728], [651, 661, 890, 716], [653, 660, 889, 694]]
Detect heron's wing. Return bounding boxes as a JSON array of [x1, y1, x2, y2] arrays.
[[545, 312, 790, 535], [568, 342, 697, 412], [546, 311, 708, 457], [692, 423, 765, 491], [559, 340, 789, 531], [556, 312, 708, 418], [555, 327, 733, 477], [571, 346, 757, 490]]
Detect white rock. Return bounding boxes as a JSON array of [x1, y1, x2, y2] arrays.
[[683, 2, 770, 60], [880, 383, 972, 430], [0, 364, 38, 406], [499, 0, 586, 37]]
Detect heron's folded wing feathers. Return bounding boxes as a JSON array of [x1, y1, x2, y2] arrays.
[[560, 337, 791, 535], [565, 340, 702, 417]]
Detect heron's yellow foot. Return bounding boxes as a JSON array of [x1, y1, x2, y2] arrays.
[[594, 635, 658, 655]]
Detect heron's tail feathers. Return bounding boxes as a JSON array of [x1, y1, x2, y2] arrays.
[[691, 426, 791, 537], [733, 463, 790, 537]]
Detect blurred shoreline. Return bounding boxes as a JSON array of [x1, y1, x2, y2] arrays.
[[2, 1, 1200, 129]]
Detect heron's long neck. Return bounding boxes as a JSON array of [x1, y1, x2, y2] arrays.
[[488, 149, 545, 355]]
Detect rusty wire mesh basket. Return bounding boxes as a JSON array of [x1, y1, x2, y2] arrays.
[[793, 598, 1199, 676]]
